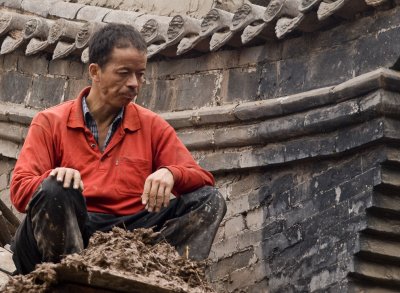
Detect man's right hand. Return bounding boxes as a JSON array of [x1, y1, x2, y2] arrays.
[[49, 167, 84, 191]]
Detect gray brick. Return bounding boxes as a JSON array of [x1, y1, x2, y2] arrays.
[[214, 124, 259, 148], [209, 236, 238, 260], [0, 71, 32, 104], [221, 67, 261, 104], [238, 143, 286, 169], [238, 42, 282, 66], [195, 104, 238, 125], [304, 46, 355, 93], [279, 87, 332, 115], [237, 229, 263, 250], [277, 55, 308, 97], [229, 173, 264, 199], [155, 50, 238, 77], [150, 79, 175, 112], [234, 98, 283, 121], [17, 53, 48, 75], [335, 118, 385, 153], [224, 215, 245, 238], [177, 129, 214, 150], [0, 159, 15, 175], [245, 278, 269, 293], [257, 115, 305, 141], [0, 121, 27, 144], [0, 140, 20, 159], [245, 207, 265, 230], [65, 79, 89, 101], [261, 220, 286, 240], [49, 59, 84, 78], [354, 25, 400, 75], [28, 76, 66, 109], [207, 248, 254, 281], [227, 263, 267, 292], [225, 194, 250, 218], [198, 151, 241, 173], [259, 61, 279, 99], [0, 173, 8, 191], [3, 52, 20, 71], [173, 74, 220, 111]]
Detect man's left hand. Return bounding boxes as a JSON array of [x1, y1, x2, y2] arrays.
[[141, 168, 174, 213]]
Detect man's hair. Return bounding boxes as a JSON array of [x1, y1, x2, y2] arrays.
[[88, 23, 147, 68]]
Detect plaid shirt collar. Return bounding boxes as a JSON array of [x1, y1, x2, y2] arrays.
[[82, 96, 124, 151]]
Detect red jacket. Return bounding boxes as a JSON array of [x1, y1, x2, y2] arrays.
[[11, 87, 214, 215]]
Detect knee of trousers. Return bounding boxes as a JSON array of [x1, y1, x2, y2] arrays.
[[190, 185, 227, 219], [28, 177, 84, 212]]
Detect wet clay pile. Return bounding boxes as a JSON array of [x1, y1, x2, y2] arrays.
[[4, 227, 215, 293]]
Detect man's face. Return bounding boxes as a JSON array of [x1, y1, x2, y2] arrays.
[[93, 46, 147, 109]]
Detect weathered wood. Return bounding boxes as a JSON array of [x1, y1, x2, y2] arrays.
[[55, 266, 184, 293], [52, 283, 118, 293], [0, 199, 20, 229], [0, 214, 12, 246]]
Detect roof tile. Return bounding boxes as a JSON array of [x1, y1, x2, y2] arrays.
[[0, 0, 395, 60], [49, 1, 86, 20], [76, 5, 112, 22]]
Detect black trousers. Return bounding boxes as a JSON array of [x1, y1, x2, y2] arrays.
[[11, 177, 226, 275]]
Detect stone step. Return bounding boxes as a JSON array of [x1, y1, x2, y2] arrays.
[[349, 281, 400, 293], [386, 147, 400, 165], [380, 168, 400, 190], [353, 258, 400, 286], [371, 192, 400, 215], [366, 214, 400, 237], [359, 235, 400, 262]]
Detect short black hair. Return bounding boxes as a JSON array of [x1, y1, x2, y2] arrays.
[[88, 23, 147, 68]]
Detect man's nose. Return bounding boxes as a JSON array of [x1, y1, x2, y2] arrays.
[[126, 74, 138, 88]]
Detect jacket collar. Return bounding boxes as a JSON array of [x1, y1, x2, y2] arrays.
[[67, 86, 141, 132]]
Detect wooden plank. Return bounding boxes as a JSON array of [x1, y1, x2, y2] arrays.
[[0, 199, 20, 229], [0, 214, 12, 246], [55, 266, 184, 293], [52, 283, 118, 293]]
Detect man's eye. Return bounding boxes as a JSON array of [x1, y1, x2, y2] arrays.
[[118, 71, 129, 75]]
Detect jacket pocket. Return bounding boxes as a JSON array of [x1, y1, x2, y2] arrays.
[[115, 157, 152, 195]]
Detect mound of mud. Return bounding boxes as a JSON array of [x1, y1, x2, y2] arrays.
[[4, 227, 215, 293]]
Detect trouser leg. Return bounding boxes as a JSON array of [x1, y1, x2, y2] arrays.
[[11, 177, 88, 274], [158, 186, 226, 260], [86, 186, 226, 260]]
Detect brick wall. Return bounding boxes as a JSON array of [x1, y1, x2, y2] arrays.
[[0, 158, 17, 218], [1, 3, 400, 293]]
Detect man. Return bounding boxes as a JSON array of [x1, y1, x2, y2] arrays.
[[10, 23, 226, 275]]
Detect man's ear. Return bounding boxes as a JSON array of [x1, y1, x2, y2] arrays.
[[89, 63, 101, 83]]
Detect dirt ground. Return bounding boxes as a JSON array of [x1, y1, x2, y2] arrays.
[[3, 227, 215, 293]]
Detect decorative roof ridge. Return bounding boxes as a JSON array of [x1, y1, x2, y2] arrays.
[[0, 0, 393, 60]]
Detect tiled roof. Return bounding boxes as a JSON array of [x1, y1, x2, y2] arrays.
[[0, 0, 391, 61]]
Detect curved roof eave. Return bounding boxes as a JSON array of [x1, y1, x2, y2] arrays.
[[0, 0, 391, 62]]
